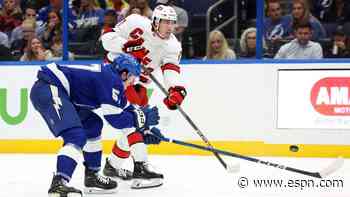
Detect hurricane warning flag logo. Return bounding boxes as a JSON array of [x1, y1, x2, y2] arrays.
[[310, 77, 350, 116]]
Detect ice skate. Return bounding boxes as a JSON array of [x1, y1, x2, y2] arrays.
[[48, 174, 82, 197], [103, 158, 133, 180], [84, 167, 118, 194], [131, 161, 164, 189]]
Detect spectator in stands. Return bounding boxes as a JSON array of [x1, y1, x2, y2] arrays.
[[42, 10, 61, 48], [286, 0, 326, 41], [0, 0, 22, 33], [0, 30, 9, 47], [275, 22, 323, 59], [100, 9, 117, 35], [71, 0, 80, 13], [204, 30, 236, 60], [20, 36, 53, 61], [50, 33, 62, 58], [314, 0, 350, 24], [104, 0, 128, 13], [135, 0, 152, 19], [93, 0, 106, 10], [11, 18, 36, 57], [74, 0, 104, 28], [264, 0, 291, 42], [0, 25, 12, 60], [240, 27, 256, 58], [119, 0, 137, 20], [10, 7, 44, 46], [156, 0, 188, 42], [37, 0, 62, 23], [324, 26, 350, 58], [38, 0, 76, 31], [126, 6, 141, 16], [50, 33, 75, 60], [102, 0, 129, 22], [25, 0, 48, 11], [0, 44, 12, 60], [23, 6, 36, 20], [70, 0, 105, 42]]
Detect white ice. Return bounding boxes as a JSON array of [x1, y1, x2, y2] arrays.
[[0, 154, 349, 197]]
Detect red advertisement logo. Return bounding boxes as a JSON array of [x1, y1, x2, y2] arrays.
[[310, 77, 350, 116]]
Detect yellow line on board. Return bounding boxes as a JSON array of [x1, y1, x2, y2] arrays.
[[0, 139, 349, 158]]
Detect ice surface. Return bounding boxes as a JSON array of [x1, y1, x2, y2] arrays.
[[0, 154, 349, 197]]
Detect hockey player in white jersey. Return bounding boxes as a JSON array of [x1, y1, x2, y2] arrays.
[[101, 5, 187, 189]]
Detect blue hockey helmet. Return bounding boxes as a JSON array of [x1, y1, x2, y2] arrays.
[[112, 53, 142, 77]]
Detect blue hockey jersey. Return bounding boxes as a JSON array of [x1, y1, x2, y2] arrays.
[[264, 15, 291, 41], [37, 62, 136, 129]]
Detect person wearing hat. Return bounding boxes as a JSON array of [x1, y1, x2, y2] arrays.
[[156, 0, 188, 42]]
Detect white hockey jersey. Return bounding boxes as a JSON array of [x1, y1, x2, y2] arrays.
[[101, 14, 183, 90]]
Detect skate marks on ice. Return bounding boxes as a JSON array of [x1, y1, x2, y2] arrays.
[[0, 154, 349, 197]]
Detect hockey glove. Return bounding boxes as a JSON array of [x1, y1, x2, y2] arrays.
[[163, 86, 187, 110], [122, 38, 148, 63], [125, 84, 149, 107], [142, 127, 164, 145], [132, 106, 160, 130]]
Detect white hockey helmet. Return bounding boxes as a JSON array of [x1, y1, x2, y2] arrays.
[[152, 5, 177, 28]]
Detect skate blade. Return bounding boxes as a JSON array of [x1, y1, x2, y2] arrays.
[[49, 192, 82, 197], [83, 187, 117, 194], [109, 176, 133, 182], [103, 172, 133, 181], [131, 178, 163, 189]]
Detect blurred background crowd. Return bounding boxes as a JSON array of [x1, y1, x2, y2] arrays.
[[265, 0, 350, 59], [0, 0, 349, 61]]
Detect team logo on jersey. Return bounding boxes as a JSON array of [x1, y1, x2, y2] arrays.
[[130, 28, 144, 39], [310, 77, 350, 116], [268, 24, 284, 40], [128, 28, 152, 66]]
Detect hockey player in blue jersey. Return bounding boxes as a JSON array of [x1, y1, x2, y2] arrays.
[[30, 53, 160, 197]]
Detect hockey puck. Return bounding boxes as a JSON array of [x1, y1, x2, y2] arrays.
[[289, 145, 299, 152]]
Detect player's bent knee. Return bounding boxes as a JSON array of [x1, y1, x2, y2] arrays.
[[83, 113, 103, 139], [61, 127, 87, 149]]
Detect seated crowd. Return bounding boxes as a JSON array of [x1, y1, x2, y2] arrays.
[[1, 0, 350, 61], [264, 0, 350, 58]]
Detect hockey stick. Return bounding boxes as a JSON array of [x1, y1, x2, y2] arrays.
[[145, 71, 230, 171], [160, 136, 344, 178]]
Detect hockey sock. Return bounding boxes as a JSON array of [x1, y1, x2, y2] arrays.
[[109, 132, 130, 169], [83, 136, 102, 171], [57, 144, 81, 182], [58, 127, 87, 182], [127, 130, 147, 162]]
